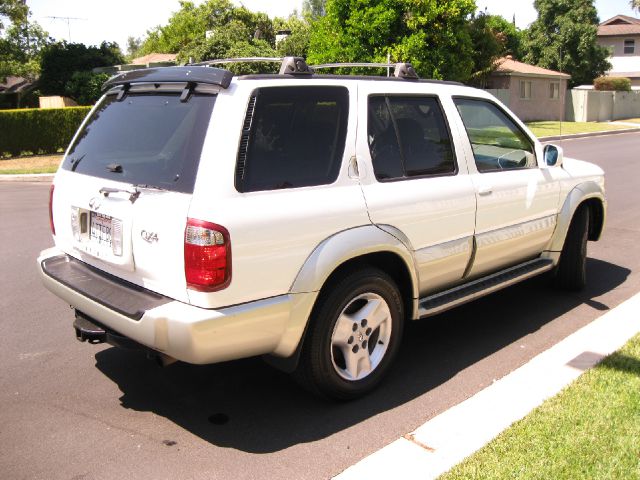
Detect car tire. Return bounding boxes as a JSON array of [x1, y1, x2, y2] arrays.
[[294, 267, 404, 400], [555, 205, 589, 291]]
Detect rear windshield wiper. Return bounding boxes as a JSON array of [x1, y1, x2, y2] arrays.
[[69, 154, 86, 172], [98, 184, 168, 204]]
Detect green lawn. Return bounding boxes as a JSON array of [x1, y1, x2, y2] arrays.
[[0, 154, 61, 175], [526, 121, 632, 138], [439, 334, 640, 479]]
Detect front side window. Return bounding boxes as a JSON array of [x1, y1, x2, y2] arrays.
[[62, 93, 216, 193], [624, 39, 635, 54], [236, 86, 348, 192], [454, 98, 536, 172], [520, 80, 532, 99], [367, 96, 456, 181]]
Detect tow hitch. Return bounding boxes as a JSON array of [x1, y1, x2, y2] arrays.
[[73, 312, 106, 344]]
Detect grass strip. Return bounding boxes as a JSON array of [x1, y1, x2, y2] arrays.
[[526, 121, 632, 138], [0, 154, 62, 175], [439, 334, 640, 479]]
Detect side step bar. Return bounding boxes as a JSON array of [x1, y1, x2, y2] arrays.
[[418, 258, 554, 318]]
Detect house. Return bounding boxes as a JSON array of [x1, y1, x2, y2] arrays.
[[0, 76, 38, 109], [486, 57, 570, 122], [597, 15, 640, 86]]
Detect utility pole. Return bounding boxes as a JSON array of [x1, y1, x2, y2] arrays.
[[45, 16, 87, 42]]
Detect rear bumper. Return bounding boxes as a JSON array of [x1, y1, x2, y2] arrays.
[[38, 248, 314, 364]]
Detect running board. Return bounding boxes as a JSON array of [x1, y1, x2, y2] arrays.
[[418, 258, 554, 318]]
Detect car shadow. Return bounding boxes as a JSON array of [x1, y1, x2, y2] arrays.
[[94, 257, 631, 453]]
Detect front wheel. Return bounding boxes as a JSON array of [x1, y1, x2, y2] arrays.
[[295, 267, 404, 400], [555, 205, 590, 291]]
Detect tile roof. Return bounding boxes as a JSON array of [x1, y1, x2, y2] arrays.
[[130, 53, 177, 65], [598, 15, 640, 36], [493, 57, 571, 79]]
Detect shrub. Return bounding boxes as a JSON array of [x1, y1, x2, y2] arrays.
[[0, 106, 91, 157], [594, 76, 632, 92]]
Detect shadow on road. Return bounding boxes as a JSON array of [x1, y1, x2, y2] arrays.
[[94, 258, 630, 453]]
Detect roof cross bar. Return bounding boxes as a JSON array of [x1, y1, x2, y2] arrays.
[[311, 62, 419, 79], [188, 56, 313, 75]]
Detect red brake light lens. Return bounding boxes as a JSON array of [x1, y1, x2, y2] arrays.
[[184, 218, 231, 291], [49, 184, 55, 235]]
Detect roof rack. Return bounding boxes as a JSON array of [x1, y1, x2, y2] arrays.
[[311, 62, 419, 80], [188, 56, 313, 76]]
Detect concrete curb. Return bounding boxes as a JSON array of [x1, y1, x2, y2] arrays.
[[0, 173, 54, 183], [539, 127, 640, 142], [334, 291, 640, 480]]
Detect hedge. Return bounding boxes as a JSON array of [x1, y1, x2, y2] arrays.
[[0, 106, 92, 157], [594, 76, 632, 92]]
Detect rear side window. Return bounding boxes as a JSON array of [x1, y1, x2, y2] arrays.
[[62, 93, 215, 193], [236, 86, 349, 192], [368, 96, 456, 181]]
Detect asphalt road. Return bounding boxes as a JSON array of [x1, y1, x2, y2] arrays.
[[1, 132, 639, 480]]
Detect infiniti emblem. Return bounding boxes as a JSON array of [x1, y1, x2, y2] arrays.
[[141, 230, 159, 243], [88, 197, 101, 210]]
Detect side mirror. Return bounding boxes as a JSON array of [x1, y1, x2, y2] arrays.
[[543, 144, 563, 167]]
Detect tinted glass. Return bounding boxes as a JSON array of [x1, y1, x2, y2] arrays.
[[237, 86, 349, 192], [62, 93, 216, 193], [368, 96, 456, 181], [454, 98, 536, 172]]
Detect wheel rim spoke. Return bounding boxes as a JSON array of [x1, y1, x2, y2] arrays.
[[330, 292, 393, 382], [332, 313, 355, 347]]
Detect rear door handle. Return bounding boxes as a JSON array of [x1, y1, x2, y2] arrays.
[[478, 186, 493, 196]]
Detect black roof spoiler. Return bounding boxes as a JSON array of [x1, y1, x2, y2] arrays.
[[102, 66, 234, 91]]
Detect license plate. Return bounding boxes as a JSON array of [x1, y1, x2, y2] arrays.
[[90, 211, 112, 247]]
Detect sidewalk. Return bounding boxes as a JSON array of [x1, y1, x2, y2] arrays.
[[335, 291, 640, 480]]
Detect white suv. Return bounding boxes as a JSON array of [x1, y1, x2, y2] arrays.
[[38, 58, 606, 399]]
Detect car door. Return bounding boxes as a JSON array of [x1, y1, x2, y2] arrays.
[[356, 83, 477, 296], [452, 96, 561, 279]]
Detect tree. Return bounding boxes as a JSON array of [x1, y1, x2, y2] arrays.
[[631, 0, 640, 13], [0, 1, 51, 81], [126, 36, 143, 61], [523, 0, 610, 87], [307, 0, 477, 82], [64, 71, 111, 105], [0, 0, 28, 32], [302, 0, 326, 20], [140, 0, 283, 73], [467, 13, 523, 86], [274, 15, 311, 58], [39, 41, 125, 96]]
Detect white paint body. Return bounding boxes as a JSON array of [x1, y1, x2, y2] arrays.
[[39, 75, 606, 364]]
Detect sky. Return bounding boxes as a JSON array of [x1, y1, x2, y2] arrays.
[[26, 0, 639, 54]]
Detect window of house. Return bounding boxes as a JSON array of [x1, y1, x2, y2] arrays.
[[367, 96, 456, 181], [550, 82, 560, 99], [454, 98, 536, 173], [519, 80, 532, 99], [624, 39, 635, 54], [236, 86, 349, 192]]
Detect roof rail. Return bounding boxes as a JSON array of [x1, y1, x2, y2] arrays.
[[188, 56, 312, 75], [311, 62, 419, 80]]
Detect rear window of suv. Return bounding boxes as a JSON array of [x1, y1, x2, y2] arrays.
[[236, 86, 349, 192], [62, 92, 216, 193]]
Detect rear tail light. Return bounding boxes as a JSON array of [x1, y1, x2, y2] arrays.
[[184, 218, 231, 291], [49, 184, 55, 235]]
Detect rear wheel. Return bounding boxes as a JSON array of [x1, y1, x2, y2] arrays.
[[295, 267, 404, 400], [555, 205, 590, 291]]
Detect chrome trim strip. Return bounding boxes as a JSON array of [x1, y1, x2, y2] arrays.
[[475, 215, 557, 248], [414, 235, 473, 264]]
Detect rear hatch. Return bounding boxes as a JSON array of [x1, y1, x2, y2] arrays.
[[51, 79, 219, 303]]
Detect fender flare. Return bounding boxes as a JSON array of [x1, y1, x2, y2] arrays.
[[290, 224, 418, 297], [546, 181, 606, 254], [266, 225, 418, 368]]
